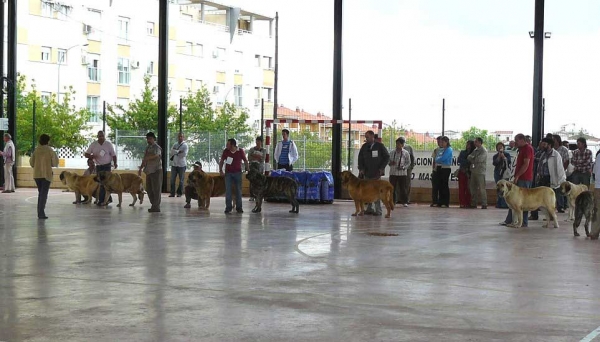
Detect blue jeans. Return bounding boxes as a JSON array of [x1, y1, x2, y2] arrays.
[[170, 166, 186, 196], [555, 188, 565, 210], [504, 180, 532, 226], [494, 170, 508, 208], [225, 172, 243, 212]]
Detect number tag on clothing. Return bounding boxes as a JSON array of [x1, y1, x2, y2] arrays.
[[99, 150, 106, 157], [226, 157, 233, 165], [372, 150, 378, 158]]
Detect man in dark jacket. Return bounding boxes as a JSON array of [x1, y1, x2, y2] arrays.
[[358, 130, 390, 215]]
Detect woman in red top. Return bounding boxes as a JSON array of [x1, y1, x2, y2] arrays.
[[219, 138, 249, 214]]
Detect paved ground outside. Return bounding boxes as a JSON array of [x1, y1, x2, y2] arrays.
[[1, 189, 599, 341]]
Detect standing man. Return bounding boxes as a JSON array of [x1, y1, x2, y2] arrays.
[[537, 137, 566, 201], [500, 133, 535, 228], [430, 136, 443, 207], [29, 134, 59, 219], [139, 132, 162, 213], [358, 130, 390, 216], [85, 131, 117, 205], [219, 138, 249, 214], [248, 136, 266, 201], [553, 135, 569, 212], [388, 137, 411, 207], [274, 129, 298, 171], [401, 137, 415, 203], [467, 137, 488, 209], [169, 132, 188, 198], [571, 137, 593, 187], [1, 133, 16, 193]]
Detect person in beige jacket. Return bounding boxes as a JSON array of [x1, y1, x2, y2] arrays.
[[467, 137, 488, 209], [30, 134, 59, 219]]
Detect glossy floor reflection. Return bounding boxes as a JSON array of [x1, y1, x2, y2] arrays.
[[1, 189, 599, 341]]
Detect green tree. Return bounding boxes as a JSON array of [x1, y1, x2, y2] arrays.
[[105, 75, 177, 157], [14, 74, 92, 155], [454, 126, 499, 151], [292, 130, 333, 170]]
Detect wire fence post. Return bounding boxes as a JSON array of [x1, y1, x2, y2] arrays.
[[303, 135, 306, 170]]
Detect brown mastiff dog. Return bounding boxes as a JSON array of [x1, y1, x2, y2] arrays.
[[341, 171, 394, 218], [96, 171, 146, 207], [246, 162, 299, 213], [496, 180, 558, 228], [60, 171, 99, 204], [187, 170, 237, 209]]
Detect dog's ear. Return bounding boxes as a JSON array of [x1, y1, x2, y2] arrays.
[[565, 183, 571, 193], [506, 182, 513, 190]]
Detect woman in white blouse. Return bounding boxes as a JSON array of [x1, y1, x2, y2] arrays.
[[388, 137, 412, 207]]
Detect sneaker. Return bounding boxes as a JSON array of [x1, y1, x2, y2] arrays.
[[236, 209, 244, 213], [183, 203, 191, 209], [372, 212, 382, 216], [481, 205, 488, 209], [224, 210, 232, 214], [176, 194, 182, 198], [168, 194, 175, 198], [499, 221, 508, 226], [249, 197, 255, 202], [148, 208, 161, 213], [440, 205, 448, 208], [430, 203, 438, 207], [558, 209, 565, 213], [403, 204, 409, 207]]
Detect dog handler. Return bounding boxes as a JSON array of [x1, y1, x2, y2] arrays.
[[139, 132, 163, 213], [85, 131, 117, 205]]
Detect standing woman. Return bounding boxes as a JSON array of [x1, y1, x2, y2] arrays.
[[434, 136, 453, 208], [457, 140, 475, 208], [29, 134, 59, 219], [1, 133, 16, 193], [493, 142, 511, 208]]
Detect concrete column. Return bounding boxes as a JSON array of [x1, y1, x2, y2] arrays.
[[269, 19, 273, 38], [200, 3, 205, 21], [249, 15, 254, 33]]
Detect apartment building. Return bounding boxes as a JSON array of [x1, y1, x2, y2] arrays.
[[16, 0, 275, 128]]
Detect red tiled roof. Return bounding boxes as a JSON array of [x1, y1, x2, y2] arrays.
[[276, 106, 374, 133]]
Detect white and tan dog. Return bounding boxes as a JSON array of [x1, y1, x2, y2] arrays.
[[496, 180, 559, 228], [559, 181, 589, 221]]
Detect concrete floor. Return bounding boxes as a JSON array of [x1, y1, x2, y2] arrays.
[[1, 189, 599, 342]]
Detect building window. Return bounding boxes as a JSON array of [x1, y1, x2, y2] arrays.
[[40, 92, 51, 104], [41, 1, 53, 17], [116, 97, 129, 110], [234, 85, 243, 107], [235, 51, 243, 73], [217, 47, 226, 61], [88, 54, 101, 82], [118, 16, 129, 41], [87, 96, 100, 122], [195, 44, 203, 57], [185, 79, 193, 92], [254, 54, 261, 67], [215, 82, 225, 104], [117, 58, 130, 85], [185, 41, 193, 55], [56, 5, 70, 20], [262, 56, 272, 69], [195, 79, 203, 91], [41, 46, 51, 62], [87, 9, 102, 40], [146, 61, 154, 75], [263, 87, 272, 101], [147, 21, 154, 35], [305, 125, 310, 131], [57, 49, 67, 64]]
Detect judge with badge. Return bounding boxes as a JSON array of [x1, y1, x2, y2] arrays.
[[357, 130, 390, 216], [219, 138, 249, 214]]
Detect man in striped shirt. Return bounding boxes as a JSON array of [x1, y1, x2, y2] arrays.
[[571, 137, 593, 186]]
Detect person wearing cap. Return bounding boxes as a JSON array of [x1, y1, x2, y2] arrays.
[[248, 136, 266, 201], [1, 133, 16, 193], [139, 132, 163, 213], [184, 161, 203, 209]]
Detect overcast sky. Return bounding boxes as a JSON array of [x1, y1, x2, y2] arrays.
[[236, 0, 600, 137]]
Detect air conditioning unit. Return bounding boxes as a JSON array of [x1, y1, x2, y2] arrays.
[[131, 60, 140, 69], [212, 50, 219, 58], [254, 99, 261, 107], [81, 55, 89, 65]]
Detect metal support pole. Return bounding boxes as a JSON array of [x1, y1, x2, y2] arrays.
[[442, 98, 445, 136], [0, 0, 5, 187], [260, 98, 264, 138], [158, 0, 169, 191], [531, 0, 545, 148], [179, 97, 183, 133], [272, 12, 279, 170], [7, 0, 17, 182], [347, 98, 351, 170], [32, 101, 36, 153], [102, 101, 106, 133], [542, 97, 545, 136], [332, 0, 343, 198]]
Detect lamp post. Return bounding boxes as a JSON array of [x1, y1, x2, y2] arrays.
[[57, 43, 88, 100]]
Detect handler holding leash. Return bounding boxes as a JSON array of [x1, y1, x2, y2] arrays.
[[358, 130, 390, 216], [85, 131, 117, 205]]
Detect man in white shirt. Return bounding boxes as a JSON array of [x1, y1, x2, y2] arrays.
[[169, 132, 188, 197], [588, 153, 600, 239], [85, 131, 117, 205], [1, 133, 16, 193], [274, 129, 299, 171]]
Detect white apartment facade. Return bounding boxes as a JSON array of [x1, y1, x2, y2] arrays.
[[15, 0, 275, 129]]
